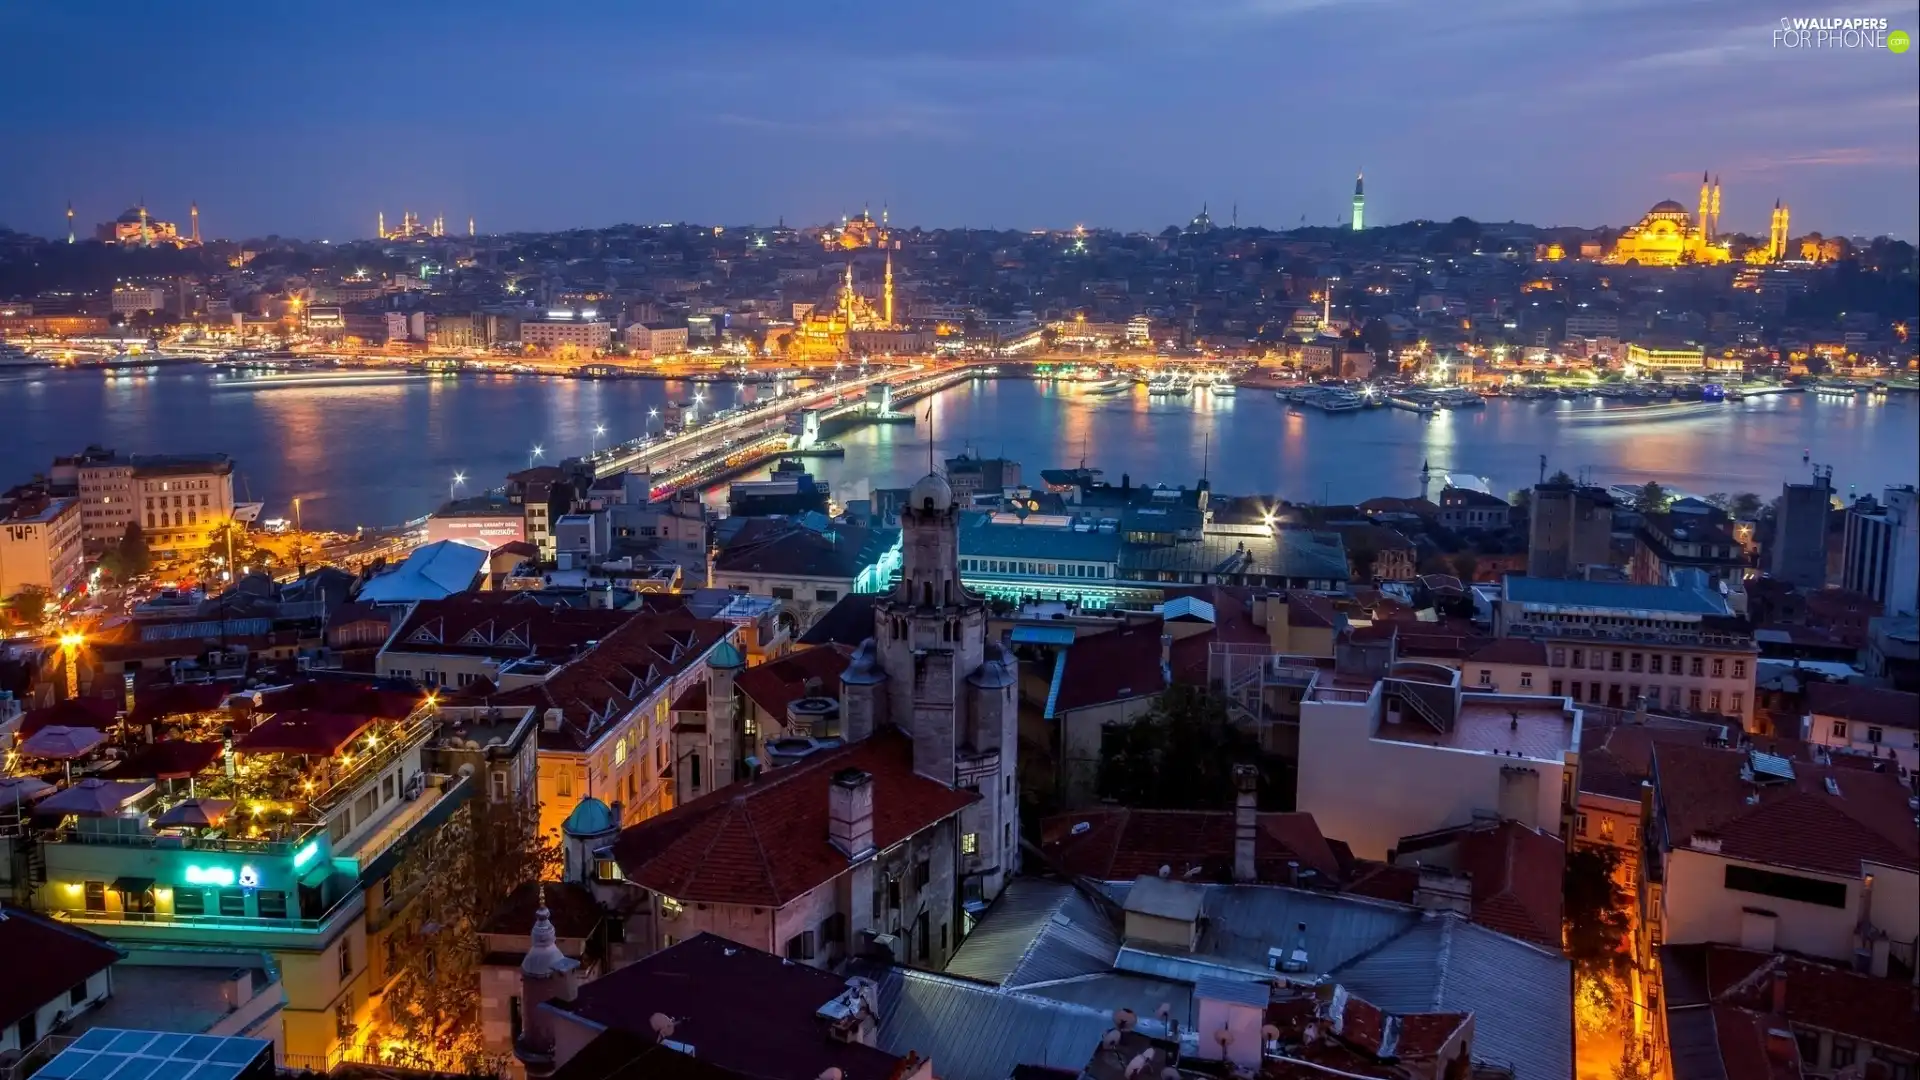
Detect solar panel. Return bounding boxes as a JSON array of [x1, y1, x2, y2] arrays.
[[1749, 748, 1796, 782], [37, 1030, 271, 1080]]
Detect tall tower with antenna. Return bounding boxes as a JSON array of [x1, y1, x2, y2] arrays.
[[66, 201, 75, 244], [1351, 171, 1365, 231]]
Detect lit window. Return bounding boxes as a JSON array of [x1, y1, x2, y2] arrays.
[[613, 736, 628, 767], [960, 833, 979, 855]]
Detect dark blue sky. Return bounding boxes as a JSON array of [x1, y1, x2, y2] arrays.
[[4, 0, 1915, 241]]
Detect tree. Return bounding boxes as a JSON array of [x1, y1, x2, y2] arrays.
[[1564, 846, 1630, 966], [1097, 686, 1276, 811], [470, 786, 562, 905], [6, 586, 52, 627], [1548, 469, 1575, 485], [1509, 488, 1533, 513], [1613, 1038, 1653, 1080], [377, 803, 491, 1071], [1632, 481, 1671, 513], [1730, 492, 1764, 518], [103, 522, 151, 580], [1448, 553, 1479, 582]]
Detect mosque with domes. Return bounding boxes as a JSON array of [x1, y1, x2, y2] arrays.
[[1607, 172, 1735, 266]]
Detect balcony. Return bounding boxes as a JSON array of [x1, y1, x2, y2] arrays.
[[1508, 620, 1751, 650], [52, 887, 366, 943]]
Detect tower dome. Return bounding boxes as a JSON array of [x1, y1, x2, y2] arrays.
[[561, 796, 616, 838], [1648, 199, 1689, 215], [707, 639, 746, 670], [907, 472, 953, 513]]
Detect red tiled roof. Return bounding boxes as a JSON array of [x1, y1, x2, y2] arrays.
[[1341, 861, 1419, 904], [559, 932, 906, 1080], [1653, 742, 1920, 877], [671, 681, 707, 712], [1394, 1012, 1471, 1058], [0, 905, 123, 1029], [1577, 716, 1726, 802], [235, 710, 377, 756], [1705, 947, 1920, 1056], [732, 644, 853, 722], [1041, 806, 1347, 885], [1712, 1005, 1799, 1080], [1455, 821, 1565, 949], [612, 728, 977, 907], [384, 595, 638, 660], [486, 609, 733, 753], [1054, 620, 1166, 712], [1806, 682, 1919, 732], [1164, 586, 1267, 686]]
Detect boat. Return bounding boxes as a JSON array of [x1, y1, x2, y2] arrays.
[[1211, 379, 1237, 396]]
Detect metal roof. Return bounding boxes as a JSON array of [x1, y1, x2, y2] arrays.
[[1117, 528, 1349, 582], [1330, 914, 1573, 1080], [943, 879, 1121, 988], [1160, 595, 1217, 624], [1010, 624, 1079, 647], [859, 965, 1122, 1080], [960, 516, 1122, 564], [1101, 880, 1422, 982], [1013, 972, 1196, 1031], [358, 540, 489, 603], [1501, 574, 1729, 616]]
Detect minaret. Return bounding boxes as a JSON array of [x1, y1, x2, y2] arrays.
[[883, 250, 894, 327], [138, 202, 150, 248], [65, 201, 74, 244], [1420, 459, 1432, 502], [378, 211, 386, 240], [1351, 171, 1365, 231], [513, 887, 580, 1078], [1695, 171, 1711, 245], [468, 215, 475, 237], [1709, 175, 1722, 239], [189, 202, 200, 245]]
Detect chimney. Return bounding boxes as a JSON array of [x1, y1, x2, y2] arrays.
[[1233, 763, 1259, 883], [1634, 692, 1648, 724], [1764, 1028, 1796, 1064], [829, 768, 875, 859]]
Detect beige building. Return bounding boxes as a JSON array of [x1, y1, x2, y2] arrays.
[[63, 451, 237, 556], [1494, 574, 1758, 728], [520, 318, 611, 353], [0, 494, 84, 599]]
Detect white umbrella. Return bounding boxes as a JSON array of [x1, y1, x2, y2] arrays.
[[0, 775, 55, 808], [21, 725, 107, 760], [153, 798, 234, 829], [38, 778, 155, 817]]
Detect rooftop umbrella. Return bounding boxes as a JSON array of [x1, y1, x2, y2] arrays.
[[152, 797, 234, 829], [37, 777, 155, 817], [0, 775, 56, 809], [21, 725, 108, 780]]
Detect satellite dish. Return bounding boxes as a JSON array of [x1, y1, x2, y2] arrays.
[[1156, 1002, 1173, 1022], [817, 1071, 844, 1080], [1262, 1023, 1282, 1043], [1215, 1027, 1234, 1047], [1114, 1008, 1137, 1031], [1100, 1029, 1122, 1052], [1125, 1054, 1150, 1079], [649, 1013, 675, 1040], [1158, 864, 1172, 878]]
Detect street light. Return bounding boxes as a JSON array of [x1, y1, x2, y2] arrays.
[[591, 424, 606, 453], [530, 444, 544, 469], [451, 472, 466, 501]]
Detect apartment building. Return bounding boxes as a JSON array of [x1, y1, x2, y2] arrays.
[[0, 492, 84, 598], [1799, 682, 1919, 779], [65, 451, 237, 556], [4, 685, 475, 1065], [1494, 573, 1759, 730]]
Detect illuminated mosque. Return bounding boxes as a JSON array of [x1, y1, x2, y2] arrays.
[[94, 202, 201, 248], [788, 204, 899, 357], [1608, 172, 1734, 266]]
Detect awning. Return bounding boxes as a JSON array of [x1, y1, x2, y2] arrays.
[[112, 876, 155, 894], [1011, 624, 1079, 647]]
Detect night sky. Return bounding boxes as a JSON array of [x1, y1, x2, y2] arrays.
[[3, 0, 1915, 241]]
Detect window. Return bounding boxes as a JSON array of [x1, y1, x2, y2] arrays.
[[1649, 655, 1664, 675], [1477, 669, 1492, 686], [613, 736, 628, 767], [770, 586, 795, 600], [815, 589, 838, 602], [219, 890, 247, 917], [339, 939, 353, 981], [556, 769, 572, 798], [689, 752, 702, 791], [382, 772, 397, 802], [1610, 651, 1623, 672], [70, 981, 89, 1006], [960, 832, 979, 855], [1570, 683, 1582, 702], [786, 931, 816, 961], [1629, 653, 1643, 673], [1831, 1041, 1855, 1069], [1690, 657, 1704, 677], [1576, 813, 1588, 836], [1708, 691, 1722, 713], [257, 891, 288, 919], [1551, 680, 1563, 697], [1832, 720, 1848, 738], [1669, 687, 1682, 709], [1590, 682, 1601, 702], [1732, 659, 1746, 679], [1711, 658, 1725, 679], [174, 888, 205, 916], [1688, 689, 1702, 711], [1724, 864, 1848, 908], [1570, 649, 1584, 669], [1600, 817, 1616, 841], [1729, 693, 1744, 716], [85, 881, 107, 912], [887, 879, 901, 910], [821, 912, 847, 945], [491, 770, 509, 802], [914, 860, 931, 889], [1520, 672, 1534, 689], [335, 997, 355, 1041]]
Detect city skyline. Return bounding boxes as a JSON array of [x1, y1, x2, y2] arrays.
[[3, 0, 1916, 241]]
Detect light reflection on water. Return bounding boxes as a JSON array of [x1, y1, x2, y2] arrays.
[[3, 369, 1914, 528]]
